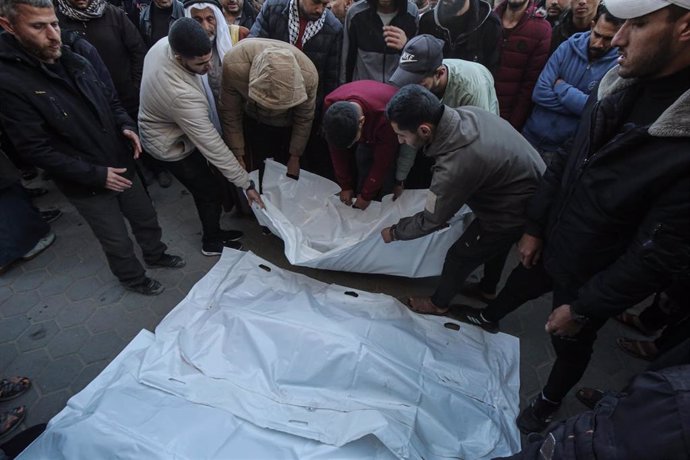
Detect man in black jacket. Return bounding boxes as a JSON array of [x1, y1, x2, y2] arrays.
[[418, 0, 502, 73], [454, 0, 690, 434], [0, 0, 184, 295]]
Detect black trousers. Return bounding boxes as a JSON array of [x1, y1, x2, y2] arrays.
[[483, 261, 607, 402], [65, 174, 166, 285], [164, 150, 225, 244], [430, 219, 521, 307]]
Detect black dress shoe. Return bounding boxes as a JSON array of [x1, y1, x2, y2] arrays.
[[147, 254, 186, 269]]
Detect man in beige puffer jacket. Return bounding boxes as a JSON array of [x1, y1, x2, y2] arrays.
[[139, 18, 264, 256], [219, 38, 318, 179]]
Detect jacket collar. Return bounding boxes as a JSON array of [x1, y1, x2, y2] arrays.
[[425, 106, 479, 158], [0, 33, 87, 75], [598, 66, 690, 138]]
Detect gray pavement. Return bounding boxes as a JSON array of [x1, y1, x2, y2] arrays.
[[2, 175, 650, 445]]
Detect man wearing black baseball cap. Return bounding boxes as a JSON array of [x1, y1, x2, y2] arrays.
[[456, 0, 690, 435], [389, 34, 498, 114]]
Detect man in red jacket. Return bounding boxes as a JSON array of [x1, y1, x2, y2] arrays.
[[493, 0, 551, 130], [322, 81, 401, 210]]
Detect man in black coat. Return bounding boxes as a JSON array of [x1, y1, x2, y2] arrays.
[[0, 0, 184, 295], [454, 0, 690, 435]]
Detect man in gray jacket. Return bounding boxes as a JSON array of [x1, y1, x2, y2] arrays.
[[381, 85, 544, 316]]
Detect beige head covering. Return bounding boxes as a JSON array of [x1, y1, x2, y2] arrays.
[[248, 48, 307, 111]]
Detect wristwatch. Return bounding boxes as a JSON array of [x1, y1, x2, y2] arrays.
[[246, 180, 256, 192], [571, 308, 590, 324]]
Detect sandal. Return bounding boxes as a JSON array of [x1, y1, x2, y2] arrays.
[[0, 406, 25, 438], [575, 387, 604, 409], [614, 312, 656, 337], [0, 376, 31, 402], [617, 337, 659, 361], [407, 297, 450, 316]]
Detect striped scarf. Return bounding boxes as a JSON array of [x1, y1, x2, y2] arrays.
[[57, 0, 108, 21]]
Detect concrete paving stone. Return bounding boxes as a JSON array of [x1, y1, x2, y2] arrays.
[[65, 276, 106, 302], [16, 320, 60, 353], [0, 265, 24, 288], [178, 270, 208, 294], [20, 250, 56, 272], [95, 263, 118, 285], [0, 342, 19, 373], [47, 253, 82, 276], [36, 355, 84, 394], [1, 291, 40, 318], [149, 288, 185, 317], [115, 309, 159, 342], [3, 348, 52, 382], [69, 259, 107, 281], [78, 330, 125, 364], [55, 299, 96, 329], [27, 295, 70, 323], [38, 274, 74, 297], [518, 366, 542, 399], [91, 283, 126, 307], [70, 359, 109, 395], [0, 286, 11, 305], [0, 314, 31, 344], [86, 303, 128, 335], [119, 290, 154, 312], [47, 325, 91, 359], [25, 389, 71, 427]]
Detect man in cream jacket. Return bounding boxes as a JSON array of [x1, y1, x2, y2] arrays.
[[139, 18, 263, 256]]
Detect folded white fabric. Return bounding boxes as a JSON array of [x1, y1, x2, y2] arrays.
[[138, 250, 521, 459], [251, 160, 473, 277]]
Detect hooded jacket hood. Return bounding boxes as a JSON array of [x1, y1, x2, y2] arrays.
[[598, 66, 690, 138], [433, 0, 493, 45], [248, 48, 307, 110]]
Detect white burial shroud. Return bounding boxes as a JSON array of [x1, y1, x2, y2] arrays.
[[19, 250, 520, 459], [250, 160, 473, 277]]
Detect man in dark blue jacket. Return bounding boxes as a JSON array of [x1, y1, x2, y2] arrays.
[[455, 0, 690, 435], [0, 0, 184, 295]]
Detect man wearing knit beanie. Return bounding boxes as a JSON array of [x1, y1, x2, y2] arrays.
[[139, 17, 264, 257]]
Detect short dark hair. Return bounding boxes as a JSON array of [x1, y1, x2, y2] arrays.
[[323, 101, 360, 149], [593, 3, 624, 27], [385, 85, 443, 132], [168, 17, 212, 58], [0, 0, 53, 20]]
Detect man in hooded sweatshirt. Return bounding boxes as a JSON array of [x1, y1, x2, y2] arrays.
[[522, 3, 623, 162], [418, 0, 502, 73], [219, 38, 318, 178]]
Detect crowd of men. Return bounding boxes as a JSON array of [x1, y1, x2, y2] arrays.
[[0, 0, 689, 453]]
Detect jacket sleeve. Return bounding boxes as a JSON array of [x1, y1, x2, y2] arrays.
[[393, 151, 484, 240], [119, 7, 147, 89], [171, 92, 252, 188], [329, 144, 355, 191], [509, 22, 552, 130], [555, 80, 590, 116], [531, 43, 572, 115], [360, 133, 398, 200], [288, 76, 316, 157], [483, 14, 502, 75], [0, 91, 108, 188], [572, 178, 690, 319], [324, 26, 343, 97], [248, 1, 270, 37], [219, 69, 247, 157], [340, 8, 357, 84]]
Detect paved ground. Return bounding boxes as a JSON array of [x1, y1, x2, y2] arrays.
[[1, 174, 650, 447]]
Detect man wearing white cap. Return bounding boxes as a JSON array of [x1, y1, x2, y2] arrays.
[[454, 0, 690, 434]]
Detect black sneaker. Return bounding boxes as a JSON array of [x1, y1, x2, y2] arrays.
[[202, 240, 243, 256], [124, 277, 164, 296], [218, 229, 243, 241], [147, 253, 186, 269], [516, 394, 561, 434], [40, 209, 62, 224], [459, 282, 497, 303], [451, 305, 500, 334], [25, 187, 49, 198]]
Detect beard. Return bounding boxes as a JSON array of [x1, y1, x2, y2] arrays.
[[507, 0, 529, 11], [618, 32, 674, 79], [21, 38, 62, 63]]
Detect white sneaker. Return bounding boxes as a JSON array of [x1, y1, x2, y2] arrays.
[[22, 232, 56, 260]]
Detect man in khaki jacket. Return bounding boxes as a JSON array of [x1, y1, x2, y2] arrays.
[[139, 18, 263, 256], [219, 38, 318, 179]]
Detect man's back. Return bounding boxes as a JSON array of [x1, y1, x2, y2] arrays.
[[441, 58, 499, 114]]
